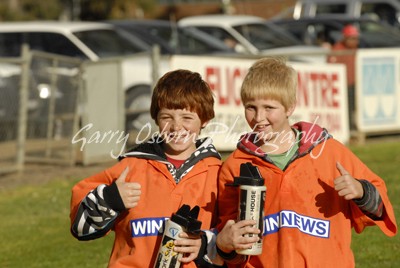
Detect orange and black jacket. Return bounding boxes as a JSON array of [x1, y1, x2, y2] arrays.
[[217, 122, 397, 268], [70, 136, 222, 268]]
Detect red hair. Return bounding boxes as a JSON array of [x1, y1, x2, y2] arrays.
[[150, 69, 215, 124]]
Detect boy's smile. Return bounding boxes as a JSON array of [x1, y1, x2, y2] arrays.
[[252, 123, 271, 132], [157, 108, 207, 160], [244, 98, 295, 150]]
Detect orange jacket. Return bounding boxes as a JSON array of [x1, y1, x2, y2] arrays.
[[217, 122, 397, 268], [70, 138, 221, 268]]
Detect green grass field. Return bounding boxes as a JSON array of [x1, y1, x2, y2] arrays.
[[0, 141, 398, 268]]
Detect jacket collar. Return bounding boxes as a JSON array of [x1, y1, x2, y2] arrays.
[[119, 136, 221, 183], [237, 121, 331, 159]]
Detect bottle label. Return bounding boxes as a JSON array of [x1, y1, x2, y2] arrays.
[[154, 221, 182, 268], [237, 187, 266, 255]]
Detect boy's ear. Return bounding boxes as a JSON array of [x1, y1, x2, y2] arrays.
[[286, 104, 296, 117], [201, 120, 209, 129]]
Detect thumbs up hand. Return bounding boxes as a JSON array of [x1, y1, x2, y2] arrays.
[[116, 167, 142, 209], [334, 162, 363, 200]]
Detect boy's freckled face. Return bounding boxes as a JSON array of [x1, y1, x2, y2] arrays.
[[244, 98, 293, 141], [157, 108, 206, 158]]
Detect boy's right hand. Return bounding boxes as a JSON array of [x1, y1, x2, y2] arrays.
[[116, 167, 141, 209], [216, 219, 260, 253]]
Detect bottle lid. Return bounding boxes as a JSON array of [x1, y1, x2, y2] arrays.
[[170, 204, 202, 233], [230, 162, 265, 186]]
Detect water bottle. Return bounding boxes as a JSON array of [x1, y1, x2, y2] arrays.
[[231, 162, 266, 255], [154, 204, 202, 268]]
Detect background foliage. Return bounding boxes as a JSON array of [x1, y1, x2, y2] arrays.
[[0, 0, 157, 21]]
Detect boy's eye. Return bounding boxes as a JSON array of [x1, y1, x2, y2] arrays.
[[159, 116, 171, 120]]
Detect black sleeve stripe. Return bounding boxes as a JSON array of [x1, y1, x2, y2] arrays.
[[71, 184, 119, 240], [353, 179, 383, 218]]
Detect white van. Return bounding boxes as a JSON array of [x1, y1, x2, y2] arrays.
[[0, 21, 172, 132], [293, 0, 400, 26]]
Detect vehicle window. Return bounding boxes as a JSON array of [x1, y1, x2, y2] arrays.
[[194, 26, 235, 43], [361, 3, 399, 26], [134, 24, 189, 52], [276, 23, 303, 40], [147, 25, 175, 45], [115, 23, 231, 54], [315, 4, 346, 15], [317, 24, 340, 45], [0, 32, 90, 58], [233, 23, 300, 50], [190, 26, 240, 50], [178, 27, 233, 54], [276, 21, 340, 46], [177, 29, 223, 54], [0, 33, 25, 57], [358, 20, 400, 47], [73, 29, 147, 58], [27, 33, 88, 59], [109, 24, 167, 52]]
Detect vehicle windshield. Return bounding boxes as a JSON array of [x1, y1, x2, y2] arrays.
[[357, 20, 400, 47], [233, 23, 301, 50], [115, 22, 233, 54], [177, 27, 233, 54], [73, 28, 148, 58]]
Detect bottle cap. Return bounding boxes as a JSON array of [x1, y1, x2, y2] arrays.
[[229, 162, 265, 186], [170, 204, 202, 233]]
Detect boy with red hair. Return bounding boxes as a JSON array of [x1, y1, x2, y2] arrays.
[[70, 69, 224, 267]]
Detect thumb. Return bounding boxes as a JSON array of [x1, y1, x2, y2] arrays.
[[116, 166, 129, 183], [336, 162, 349, 176], [226, 219, 235, 225]]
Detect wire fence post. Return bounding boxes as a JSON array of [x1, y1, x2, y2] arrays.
[[151, 44, 160, 93], [45, 58, 59, 158], [16, 44, 31, 171]]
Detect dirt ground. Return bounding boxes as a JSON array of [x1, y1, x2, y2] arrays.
[[0, 138, 121, 191], [0, 132, 146, 191]]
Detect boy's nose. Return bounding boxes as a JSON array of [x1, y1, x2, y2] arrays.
[[255, 110, 265, 122], [171, 121, 182, 131]]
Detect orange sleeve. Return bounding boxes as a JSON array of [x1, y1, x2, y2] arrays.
[[69, 160, 130, 225], [347, 157, 397, 237]]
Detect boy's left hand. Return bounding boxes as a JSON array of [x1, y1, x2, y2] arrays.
[[173, 232, 202, 263], [334, 162, 364, 200]]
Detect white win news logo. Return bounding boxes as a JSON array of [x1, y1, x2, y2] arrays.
[[130, 217, 168, 237]]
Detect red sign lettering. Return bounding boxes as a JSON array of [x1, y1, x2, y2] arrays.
[[297, 72, 340, 108], [204, 66, 247, 106]]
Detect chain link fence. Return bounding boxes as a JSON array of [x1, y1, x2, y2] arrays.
[[0, 46, 83, 174]]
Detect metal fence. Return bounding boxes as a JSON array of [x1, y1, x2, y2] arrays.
[[0, 46, 83, 174]]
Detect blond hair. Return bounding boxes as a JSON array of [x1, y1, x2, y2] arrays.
[[241, 57, 297, 110]]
